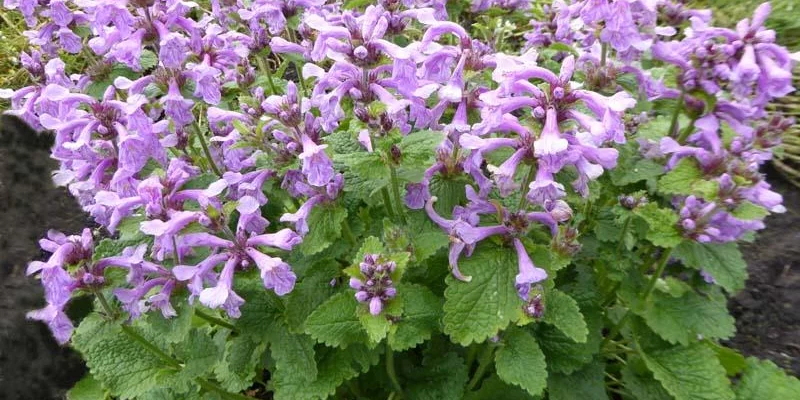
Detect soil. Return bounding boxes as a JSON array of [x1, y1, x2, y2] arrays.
[[0, 116, 88, 400], [0, 115, 797, 399], [725, 164, 800, 376]]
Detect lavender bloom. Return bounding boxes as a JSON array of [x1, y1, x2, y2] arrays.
[[350, 254, 398, 315]]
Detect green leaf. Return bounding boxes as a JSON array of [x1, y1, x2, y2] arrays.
[[214, 335, 267, 392], [731, 201, 769, 221], [397, 130, 444, 182], [68, 374, 107, 400], [404, 347, 469, 400], [173, 328, 221, 381], [233, 275, 284, 338], [673, 241, 747, 294], [611, 158, 665, 186], [464, 376, 536, 400], [495, 329, 547, 398], [384, 211, 449, 263], [624, 285, 735, 346], [359, 311, 391, 344], [639, 343, 735, 400], [389, 284, 442, 351], [297, 203, 348, 256], [72, 314, 170, 399], [548, 359, 608, 400], [658, 158, 718, 200], [634, 202, 683, 248], [271, 344, 380, 400], [336, 151, 389, 198], [734, 358, 800, 400], [284, 262, 338, 333], [636, 115, 673, 141], [621, 359, 673, 400], [134, 301, 193, 349], [181, 173, 219, 190], [442, 243, 523, 345], [428, 175, 470, 219], [140, 50, 158, 70], [710, 344, 747, 377], [534, 306, 603, 374], [86, 64, 139, 99], [541, 289, 588, 343], [304, 292, 368, 348], [267, 322, 318, 384]]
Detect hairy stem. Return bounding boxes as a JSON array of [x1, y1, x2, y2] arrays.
[[381, 187, 396, 220], [341, 218, 358, 246], [466, 343, 496, 392], [385, 344, 403, 397], [257, 55, 279, 95], [92, 291, 251, 399], [602, 247, 673, 349], [195, 308, 238, 332], [388, 163, 407, 224], [668, 89, 686, 138], [193, 123, 222, 177], [600, 42, 608, 67]]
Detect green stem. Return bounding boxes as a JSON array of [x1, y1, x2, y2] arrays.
[[668, 89, 686, 138], [294, 61, 307, 96], [195, 308, 238, 332], [465, 345, 479, 374], [388, 163, 407, 224], [518, 164, 537, 210], [641, 247, 674, 300], [381, 187, 396, 220], [94, 289, 117, 319], [600, 42, 608, 67], [341, 219, 357, 246], [615, 216, 632, 260], [466, 343, 496, 392], [193, 123, 222, 177], [385, 344, 403, 397], [120, 325, 182, 369], [602, 248, 673, 349], [676, 116, 698, 145], [92, 291, 251, 399], [257, 55, 279, 95]]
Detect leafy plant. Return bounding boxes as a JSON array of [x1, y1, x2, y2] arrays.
[[3, 0, 799, 399]]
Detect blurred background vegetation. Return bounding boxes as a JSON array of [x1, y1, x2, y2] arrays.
[[1, 0, 798, 183]]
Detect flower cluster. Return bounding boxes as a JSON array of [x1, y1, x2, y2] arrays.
[[349, 253, 398, 315]]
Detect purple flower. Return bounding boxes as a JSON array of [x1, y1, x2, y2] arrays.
[[26, 305, 74, 345], [299, 135, 334, 187], [513, 239, 547, 300], [350, 254, 398, 316]]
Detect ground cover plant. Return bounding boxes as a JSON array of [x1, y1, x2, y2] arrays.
[[2, 0, 800, 399]]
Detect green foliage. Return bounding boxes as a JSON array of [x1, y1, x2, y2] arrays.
[[297, 202, 348, 255], [388, 283, 442, 351], [633, 202, 683, 248], [443, 243, 523, 345], [624, 285, 735, 345], [495, 329, 548, 397], [541, 289, 588, 343], [639, 343, 735, 400], [304, 292, 368, 348], [67, 375, 107, 400], [547, 359, 608, 400], [72, 314, 177, 399], [673, 241, 747, 293], [734, 358, 800, 399], [658, 158, 719, 200]]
